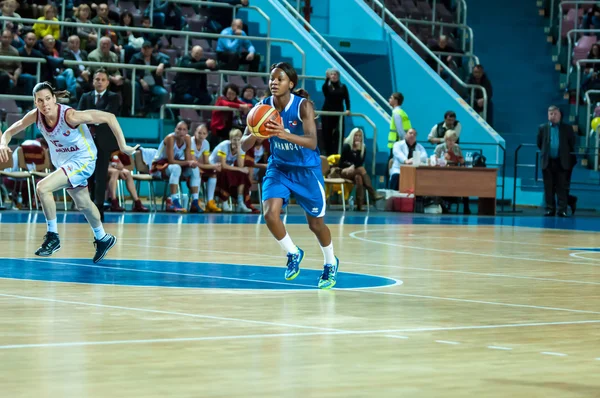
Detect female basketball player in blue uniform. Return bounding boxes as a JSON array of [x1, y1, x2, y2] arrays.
[[241, 62, 339, 289]]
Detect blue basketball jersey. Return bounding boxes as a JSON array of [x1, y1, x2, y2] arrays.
[[261, 94, 321, 169]]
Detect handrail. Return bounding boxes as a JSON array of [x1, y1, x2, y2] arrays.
[[512, 143, 539, 212], [0, 94, 34, 101], [0, 55, 42, 81], [274, 0, 392, 112], [585, 89, 600, 150], [550, 0, 597, 48], [564, 28, 600, 68], [574, 59, 600, 120], [458, 0, 468, 27], [390, 17, 475, 56], [0, 16, 306, 79], [371, 0, 489, 120], [163, 0, 272, 67], [161, 104, 379, 175]]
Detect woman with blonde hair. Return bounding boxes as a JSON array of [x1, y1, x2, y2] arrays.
[[33, 5, 60, 40], [339, 127, 382, 210]]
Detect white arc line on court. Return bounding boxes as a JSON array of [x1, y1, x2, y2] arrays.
[[384, 335, 409, 339], [435, 340, 461, 345], [541, 352, 568, 357], [349, 229, 600, 267], [488, 346, 513, 351]]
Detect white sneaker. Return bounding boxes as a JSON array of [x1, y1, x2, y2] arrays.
[[237, 202, 252, 213], [222, 201, 233, 212]]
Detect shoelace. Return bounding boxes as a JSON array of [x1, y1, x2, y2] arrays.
[[321, 265, 332, 281], [41, 234, 56, 249], [286, 252, 298, 269]]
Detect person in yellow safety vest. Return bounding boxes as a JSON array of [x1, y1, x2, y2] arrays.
[[388, 92, 412, 153]]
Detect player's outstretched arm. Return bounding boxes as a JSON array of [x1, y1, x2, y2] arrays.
[[66, 109, 139, 155], [241, 126, 257, 152], [0, 109, 37, 162], [265, 101, 317, 150]]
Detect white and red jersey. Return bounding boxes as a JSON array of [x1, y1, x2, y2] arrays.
[[154, 133, 187, 162], [36, 104, 97, 170]]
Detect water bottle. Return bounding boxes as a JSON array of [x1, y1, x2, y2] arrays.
[[465, 152, 472, 168], [17, 192, 23, 209], [348, 196, 355, 211]]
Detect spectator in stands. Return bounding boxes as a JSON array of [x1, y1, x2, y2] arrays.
[[172, 45, 217, 106], [582, 44, 600, 90], [106, 152, 149, 212], [321, 68, 350, 156], [209, 128, 253, 213], [74, 3, 97, 51], [537, 106, 576, 217], [190, 123, 223, 213], [205, 0, 249, 34], [338, 128, 382, 210], [240, 137, 265, 213], [434, 130, 464, 166], [582, 4, 600, 32], [389, 128, 427, 191], [240, 85, 258, 106], [88, 36, 132, 116], [129, 41, 169, 115], [140, 16, 161, 47], [78, 68, 121, 220], [466, 64, 493, 126], [16, 32, 41, 100], [0, 29, 20, 94], [428, 35, 463, 84], [91, 2, 117, 43], [40, 34, 78, 100], [1, 0, 23, 43], [216, 18, 260, 72], [151, 121, 203, 213], [62, 35, 91, 97], [209, 83, 250, 149], [147, 0, 185, 31], [33, 5, 60, 40], [118, 11, 142, 63], [428, 110, 461, 144], [387, 92, 411, 154]]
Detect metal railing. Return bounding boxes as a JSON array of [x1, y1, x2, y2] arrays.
[[574, 59, 600, 120], [391, 17, 475, 56], [0, 55, 42, 82], [160, 105, 379, 175], [554, 0, 597, 34], [564, 28, 600, 64], [372, 0, 467, 27], [274, 0, 392, 113], [371, 0, 488, 120], [513, 142, 600, 210], [0, 15, 307, 75], [585, 90, 600, 155]]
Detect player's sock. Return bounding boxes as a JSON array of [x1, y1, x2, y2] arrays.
[[191, 193, 199, 200], [171, 193, 179, 201], [92, 225, 107, 240], [278, 233, 299, 254], [237, 194, 244, 204], [207, 178, 216, 201], [46, 218, 58, 234], [320, 242, 336, 265]]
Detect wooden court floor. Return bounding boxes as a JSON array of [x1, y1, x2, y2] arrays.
[[0, 212, 599, 397]]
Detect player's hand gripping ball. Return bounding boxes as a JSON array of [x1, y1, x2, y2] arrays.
[[247, 104, 282, 138]]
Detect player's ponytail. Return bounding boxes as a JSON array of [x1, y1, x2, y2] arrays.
[[33, 81, 71, 100], [293, 88, 310, 100]]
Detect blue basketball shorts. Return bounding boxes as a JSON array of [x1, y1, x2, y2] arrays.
[[261, 165, 326, 217]]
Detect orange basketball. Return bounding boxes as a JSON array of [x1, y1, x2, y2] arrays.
[[246, 104, 282, 138]]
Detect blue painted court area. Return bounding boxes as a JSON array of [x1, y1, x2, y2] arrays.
[[0, 258, 398, 290], [1, 211, 600, 232]]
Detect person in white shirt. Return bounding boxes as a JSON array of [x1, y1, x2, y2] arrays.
[[208, 128, 252, 212], [428, 110, 461, 144], [190, 123, 222, 213], [389, 128, 427, 190]]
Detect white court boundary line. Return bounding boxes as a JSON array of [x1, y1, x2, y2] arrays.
[[0, 257, 402, 291], [570, 252, 600, 262], [116, 242, 600, 287], [1, 291, 600, 350]]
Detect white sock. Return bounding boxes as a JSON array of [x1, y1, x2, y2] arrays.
[[46, 219, 58, 234], [278, 233, 299, 254], [191, 193, 199, 200], [207, 178, 216, 201], [171, 193, 179, 201], [321, 242, 336, 265], [237, 194, 244, 204], [92, 225, 106, 240]]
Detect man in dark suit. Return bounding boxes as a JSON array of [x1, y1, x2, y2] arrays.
[[79, 68, 121, 222], [537, 106, 577, 217], [172, 46, 217, 106], [62, 35, 92, 98]]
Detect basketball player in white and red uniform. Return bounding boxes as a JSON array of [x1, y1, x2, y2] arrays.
[[0, 82, 138, 263]]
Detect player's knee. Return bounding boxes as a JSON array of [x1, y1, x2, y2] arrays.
[[36, 180, 51, 197], [264, 207, 279, 225], [308, 218, 324, 234], [169, 164, 182, 176]]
